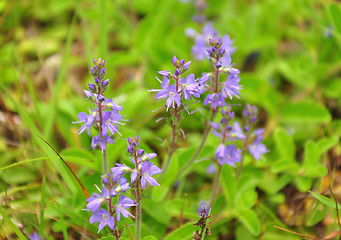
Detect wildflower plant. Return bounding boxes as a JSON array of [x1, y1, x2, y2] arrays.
[[73, 58, 124, 174], [149, 56, 207, 171]]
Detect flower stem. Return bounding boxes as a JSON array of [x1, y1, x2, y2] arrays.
[[236, 131, 250, 179], [134, 153, 142, 240], [177, 109, 217, 178], [208, 164, 222, 207], [102, 148, 109, 174]]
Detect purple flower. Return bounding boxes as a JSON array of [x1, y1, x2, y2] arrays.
[[229, 122, 246, 140], [73, 112, 96, 135], [221, 74, 242, 100], [158, 70, 170, 77], [198, 200, 210, 217], [111, 163, 132, 182], [140, 161, 162, 188], [111, 177, 130, 196], [216, 144, 241, 166], [102, 110, 123, 136], [248, 128, 267, 160], [115, 195, 136, 221], [155, 84, 181, 111], [179, 74, 201, 100], [90, 209, 115, 233], [85, 185, 110, 213], [203, 93, 226, 109], [92, 133, 115, 152], [29, 233, 42, 240]]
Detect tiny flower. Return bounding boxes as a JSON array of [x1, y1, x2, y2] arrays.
[[216, 144, 241, 166], [85, 185, 110, 213], [92, 133, 115, 152], [90, 209, 115, 233], [73, 112, 96, 135], [158, 70, 170, 77], [84, 90, 94, 99], [155, 85, 181, 111], [102, 79, 109, 87], [179, 74, 201, 101], [29, 233, 42, 240], [115, 195, 136, 221], [111, 163, 132, 182], [203, 93, 226, 109], [102, 110, 123, 136], [182, 61, 191, 71], [198, 200, 210, 217], [140, 161, 162, 188], [221, 74, 242, 100], [88, 83, 96, 91]]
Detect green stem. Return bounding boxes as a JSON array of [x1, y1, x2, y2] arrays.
[[236, 132, 250, 179], [209, 164, 222, 207], [134, 153, 142, 240], [102, 148, 109, 174], [178, 109, 217, 178]]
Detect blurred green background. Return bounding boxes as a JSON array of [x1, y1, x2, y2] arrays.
[[1, 0, 341, 239]]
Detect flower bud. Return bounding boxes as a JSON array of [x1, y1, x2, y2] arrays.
[[102, 79, 109, 87], [98, 94, 105, 101], [174, 68, 180, 75], [88, 83, 96, 91]]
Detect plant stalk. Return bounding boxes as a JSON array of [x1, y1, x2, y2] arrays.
[[209, 164, 222, 207], [134, 153, 142, 240]]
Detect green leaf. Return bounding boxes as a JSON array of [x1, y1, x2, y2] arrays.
[[294, 176, 312, 192], [306, 201, 329, 226], [271, 160, 300, 173], [236, 209, 261, 236], [309, 191, 337, 209], [274, 127, 296, 159], [220, 165, 237, 209], [0, 208, 27, 240], [317, 136, 339, 154], [142, 198, 171, 225], [281, 101, 331, 124], [143, 236, 158, 240], [302, 140, 319, 169], [164, 223, 196, 240]]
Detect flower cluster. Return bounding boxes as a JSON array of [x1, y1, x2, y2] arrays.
[[111, 136, 162, 189], [85, 172, 135, 233], [211, 105, 267, 168], [202, 38, 242, 109], [149, 56, 207, 112], [211, 106, 243, 166], [186, 22, 235, 60], [242, 104, 268, 160], [73, 58, 124, 152]]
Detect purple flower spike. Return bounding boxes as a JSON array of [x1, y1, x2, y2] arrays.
[[140, 161, 162, 188], [116, 195, 136, 221], [90, 209, 115, 233]]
